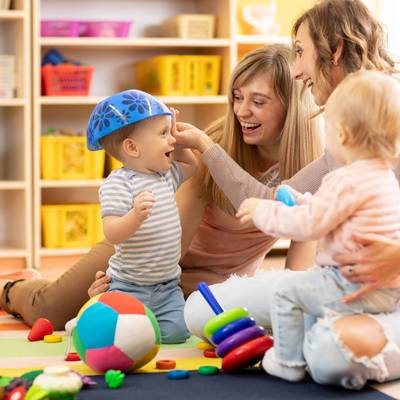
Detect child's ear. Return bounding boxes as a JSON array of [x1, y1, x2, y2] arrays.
[[122, 137, 140, 158], [338, 124, 350, 145]]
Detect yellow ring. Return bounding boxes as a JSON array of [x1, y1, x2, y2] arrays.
[[44, 334, 63, 343]]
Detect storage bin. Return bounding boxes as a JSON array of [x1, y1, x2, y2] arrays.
[[0, 0, 11, 10], [0, 55, 15, 98], [136, 55, 221, 96], [41, 64, 95, 96], [41, 135, 105, 180], [198, 55, 221, 95], [80, 21, 131, 38], [136, 55, 184, 96], [42, 204, 103, 248], [41, 20, 80, 37], [162, 14, 216, 39]]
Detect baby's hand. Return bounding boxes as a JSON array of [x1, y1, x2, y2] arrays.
[[236, 198, 261, 224], [133, 190, 155, 221]]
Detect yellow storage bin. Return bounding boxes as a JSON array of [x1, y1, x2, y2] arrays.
[[135, 55, 183, 96], [42, 204, 103, 248], [41, 135, 105, 180], [136, 55, 221, 96], [182, 56, 200, 96], [198, 55, 221, 95]]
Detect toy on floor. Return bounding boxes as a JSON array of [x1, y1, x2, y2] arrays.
[[25, 366, 82, 399], [156, 360, 176, 370], [167, 370, 190, 380], [105, 370, 125, 389], [27, 318, 54, 341], [71, 291, 161, 373], [44, 334, 62, 343], [198, 281, 273, 373]]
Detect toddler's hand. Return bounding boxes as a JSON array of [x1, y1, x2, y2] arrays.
[[133, 190, 155, 220], [236, 198, 261, 224]]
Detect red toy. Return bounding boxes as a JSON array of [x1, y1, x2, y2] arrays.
[[28, 318, 54, 341]]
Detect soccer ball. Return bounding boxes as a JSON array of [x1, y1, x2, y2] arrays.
[[73, 291, 161, 373]]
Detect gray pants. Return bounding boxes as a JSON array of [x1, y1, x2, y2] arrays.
[[109, 277, 189, 344]]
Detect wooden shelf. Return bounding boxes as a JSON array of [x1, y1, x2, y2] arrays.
[[0, 10, 25, 19], [40, 95, 227, 105], [0, 98, 26, 107], [40, 179, 104, 188], [0, 248, 28, 258], [0, 181, 26, 190], [40, 37, 232, 48], [236, 35, 291, 45], [40, 248, 92, 257]]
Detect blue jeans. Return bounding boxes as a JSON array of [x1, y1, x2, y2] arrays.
[[184, 270, 400, 389], [109, 277, 189, 344], [270, 266, 400, 367]]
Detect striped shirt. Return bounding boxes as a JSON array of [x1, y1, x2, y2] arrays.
[[252, 159, 400, 269], [99, 161, 183, 285]]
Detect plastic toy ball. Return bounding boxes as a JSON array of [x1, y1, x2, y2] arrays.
[[198, 282, 273, 373], [276, 186, 296, 207], [73, 292, 161, 373]]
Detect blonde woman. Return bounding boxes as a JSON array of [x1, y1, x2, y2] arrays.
[[182, 0, 400, 389], [0, 44, 322, 328]]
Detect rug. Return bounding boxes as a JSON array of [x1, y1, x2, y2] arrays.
[[0, 311, 396, 399]]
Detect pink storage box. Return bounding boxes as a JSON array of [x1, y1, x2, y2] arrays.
[[79, 21, 131, 38], [41, 20, 80, 37]]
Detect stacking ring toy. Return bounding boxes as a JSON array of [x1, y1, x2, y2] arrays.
[[204, 307, 249, 337], [222, 336, 274, 373], [197, 281, 274, 373], [216, 325, 265, 358], [212, 317, 256, 345]]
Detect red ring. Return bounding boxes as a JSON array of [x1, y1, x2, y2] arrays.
[[156, 359, 176, 370], [222, 335, 274, 373]]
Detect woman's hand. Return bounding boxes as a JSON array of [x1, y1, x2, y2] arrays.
[[175, 122, 214, 153], [88, 271, 111, 298], [335, 232, 400, 302]]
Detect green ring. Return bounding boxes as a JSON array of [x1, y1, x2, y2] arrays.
[[203, 307, 249, 337], [198, 366, 219, 376]]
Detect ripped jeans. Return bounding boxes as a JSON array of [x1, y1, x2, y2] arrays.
[[270, 266, 400, 368], [184, 270, 400, 389]]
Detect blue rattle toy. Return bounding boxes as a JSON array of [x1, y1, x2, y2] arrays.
[[276, 186, 296, 207]]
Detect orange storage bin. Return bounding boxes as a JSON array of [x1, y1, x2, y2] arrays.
[[41, 64, 94, 96], [41, 135, 105, 180], [42, 204, 103, 248]]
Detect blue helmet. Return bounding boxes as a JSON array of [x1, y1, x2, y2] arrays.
[[87, 89, 171, 151]]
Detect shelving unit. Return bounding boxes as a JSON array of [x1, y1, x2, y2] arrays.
[[31, 0, 300, 268], [0, 0, 31, 268]]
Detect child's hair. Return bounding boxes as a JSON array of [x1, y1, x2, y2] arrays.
[[292, 0, 398, 99], [328, 70, 400, 163], [202, 44, 322, 214], [99, 124, 136, 161]]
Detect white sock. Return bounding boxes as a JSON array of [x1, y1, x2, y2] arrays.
[[262, 348, 306, 382]]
